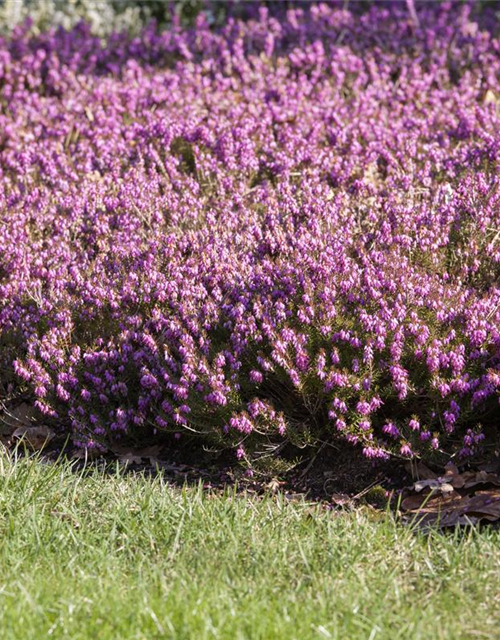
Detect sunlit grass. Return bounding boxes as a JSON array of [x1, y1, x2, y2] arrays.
[[0, 451, 499, 640]]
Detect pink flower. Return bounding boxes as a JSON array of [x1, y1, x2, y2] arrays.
[[236, 446, 245, 460]]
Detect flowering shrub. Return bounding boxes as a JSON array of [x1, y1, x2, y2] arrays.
[[1, 3, 499, 464]]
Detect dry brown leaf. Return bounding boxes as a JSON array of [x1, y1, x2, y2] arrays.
[[463, 471, 500, 489], [284, 493, 305, 503], [443, 461, 460, 476], [401, 465, 500, 528], [331, 492, 352, 506], [9, 402, 37, 424], [438, 510, 477, 528], [463, 492, 500, 519], [478, 460, 500, 473], [401, 490, 462, 512], [440, 467, 500, 490], [112, 445, 163, 466], [405, 460, 438, 480], [1, 402, 37, 433], [11, 425, 54, 450], [414, 479, 454, 493], [117, 452, 143, 466], [442, 462, 466, 488], [71, 447, 106, 461], [266, 478, 284, 493]]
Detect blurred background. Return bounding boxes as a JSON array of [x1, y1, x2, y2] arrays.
[[1, 0, 294, 36], [1, 0, 493, 38]]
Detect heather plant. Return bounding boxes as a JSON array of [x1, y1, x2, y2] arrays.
[[0, 2, 499, 467]]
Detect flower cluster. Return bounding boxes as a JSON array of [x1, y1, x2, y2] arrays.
[[1, 3, 499, 463]]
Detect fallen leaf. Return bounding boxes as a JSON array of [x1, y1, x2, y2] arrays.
[[442, 462, 466, 488], [462, 492, 500, 521], [414, 479, 454, 493], [1, 402, 37, 433], [117, 453, 143, 465], [284, 493, 305, 502], [112, 445, 163, 466], [266, 478, 284, 493], [405, 460, 438, 480], [331, 492, 352, 506], [71, 447, 106, 461], [400, 465, 500, 528], [401, 490, 462, 512], [440, 467, 500, 490], [11, 425, 55, 450], [478, 460, 500, 473], [443, 461, 460, 476], [463, 471, 500, 489]]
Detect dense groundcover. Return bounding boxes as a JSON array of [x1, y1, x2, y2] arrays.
[[0, 2, 499, 466]]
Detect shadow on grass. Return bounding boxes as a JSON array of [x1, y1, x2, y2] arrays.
[[3, 433, 407, 507]]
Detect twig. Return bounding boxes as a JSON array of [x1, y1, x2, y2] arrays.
[[351, 475, 385, 501]]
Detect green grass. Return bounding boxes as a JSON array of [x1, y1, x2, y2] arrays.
[[0, 452, 499, 640]]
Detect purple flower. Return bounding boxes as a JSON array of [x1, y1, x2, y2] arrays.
[[2, 4, 499, 463], [249, 370, 263, 384], [382, 422, 400, 439], [400, 443, 413, 458], [236, 446, 245, 460]]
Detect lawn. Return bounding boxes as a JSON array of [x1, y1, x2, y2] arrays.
[[0, 452, 499, 640]]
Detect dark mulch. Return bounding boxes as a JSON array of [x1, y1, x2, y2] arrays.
[[4, 405, 500, 528], [2, 425, 409, 506]]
